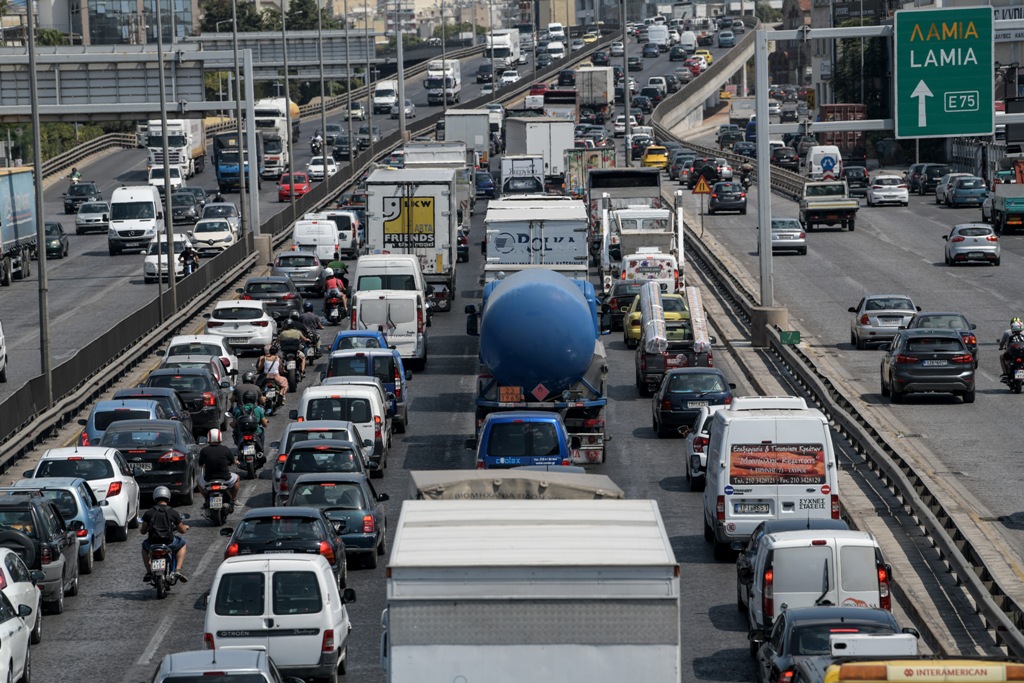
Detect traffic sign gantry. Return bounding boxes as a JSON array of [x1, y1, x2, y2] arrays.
[[895, 7, 993, 139]]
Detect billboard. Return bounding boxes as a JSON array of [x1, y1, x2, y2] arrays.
[[729, 443, 827, 485], [381, 196, 435, 248]]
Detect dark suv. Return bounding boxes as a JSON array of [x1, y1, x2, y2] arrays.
[[770, 146, 800, 172], [142, 367, 231, 437], [236, 276, 303, 321], [0, 493, 80, 613], [907, 163, 950, 195], [63, 181, 102, 214], [476, 63, 493, 83]]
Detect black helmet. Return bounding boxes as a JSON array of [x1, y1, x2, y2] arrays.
[[303, 301, 314, 312], [242, 390, 258, 404], [269, 343, 280, 354], [289, 311, 301, 321], [242, 371, 256, 384]]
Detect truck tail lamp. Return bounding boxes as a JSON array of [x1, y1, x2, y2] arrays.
[[417, 306, 424, 334], [877, 564, 891, 611], [716, 495, 725, 521], [763, 568, 774, 620], [831, 494, 840, 519]]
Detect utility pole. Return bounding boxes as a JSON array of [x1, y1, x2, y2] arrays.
[[156, 0, 177, 312], [621, 0, 631, 167], [396, 0, 408, 139]]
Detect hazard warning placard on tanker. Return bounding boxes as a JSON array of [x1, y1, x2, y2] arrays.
[[382, 196, 435, 247], [729, 444, 826, 485]]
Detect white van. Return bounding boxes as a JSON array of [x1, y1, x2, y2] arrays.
[[373, 79, 400, 115], [323, 209, 362, 259], [291, 383, 391, 466], [806, 144, 843, 181], [354, 254, 427, 298], [293, 217, 339, 264], [547, 22, 566, 41], [547, 41, 566, 60], [747, 529, 892, 637], [351, 289, 429, 371], [108, 185, 164, 255], [621, 249, 680, 293], [679, 31, 697, 53], [204, 555, 356, 681], [703, 396, 840, 560]]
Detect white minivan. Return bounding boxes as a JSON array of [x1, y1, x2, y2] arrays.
[[703, 396, 841, 560], [323, 209, 362, 259], [108, 185, 164, 255], [806, 144, 843, 181], [294, 216, 340, 264], [291, 384, 392, 466], [204, 555, 356, 681], [351, 289, 429, 371], [354, 254, 428, 298], [547, 22, 566, 41], [373, 79, 400, 114]]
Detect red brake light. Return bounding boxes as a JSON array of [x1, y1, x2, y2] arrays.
[[763, 567, 774, 619], [40, 547, 53, 565], [252, 320, 269, 327], [362, 515, 375, 533], [202, 392, 217, 407], [716, 495, 725, 521], [831, 494, 840, 519], [693, 436, 708, 453], [318, 540, 335, 564], [224, 542, 239, 558], [159, 450, 186, 462], [107, 481, 122, 497], [206, 321, 224, 328], [204, 633, 215, 650], [79, 432, 89, 446], [859, 314, 870, 325], [240, 294, 253, 300], [950, 354, 974, 364], [987, 235, 999, 242], [277, 453, 288, 464], [279, 474, 288, 491], [950, 236, 965, 242], [374, 415, 382, 440], [777, 671, 795, 683], [878, 565, 891, 610], [321, 628, 335, 653], [895, 354, 919, 364], [282, 293, 297, 300], [0, 568, 7, 590], [220, 357, 231, 368]]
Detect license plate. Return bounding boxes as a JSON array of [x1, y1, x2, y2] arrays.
[[967, 252, 985, 259], [879, 318, 900, 326], [922, 359, 948, 367], [228, 337, 247, 344], [1015, 370, 1024, 380], [135, 463, 153, 471], [286, 360, 296, 370], [734, 503, 769, 514], [210, 497, 224, 510], [330, 307, 339, 316], [687, 401, 709, 408], [266, 390, 276, 399], [151, 558, 167, 571], [242, 444, 255, 455]]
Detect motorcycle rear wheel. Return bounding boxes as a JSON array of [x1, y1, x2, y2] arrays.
[[246, 461, 256, 480], [155, 575, 167, 600]]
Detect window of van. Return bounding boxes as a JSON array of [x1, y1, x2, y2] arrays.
[[327, 355, 395, 384], [360, 299, 416, 327], [487, 421, 560, 457], [357, 274, 416, 291], [273, 571, 323, 615], [215, 572, 265, 616], [840, 545, 878, 592], [307, 397, 373, 423], [111, 201, 155, 221], [773, 546, 834, 593]]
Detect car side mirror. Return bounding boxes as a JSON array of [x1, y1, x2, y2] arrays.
[[916, 306, 922, 311], [77, 419, 87, 426], [404, 370, 412, 381], [466, 311, 479, 337], [219, 528, 234, 537], [288, 409, 298, 420], [29, 570, 44, 586], [363, 439, 373, 448], [678, 426, 691, 437], [465, 438, 478, 450], [17, 604, 30, 619], [22, 471, 33, 479], [102, 214, 108, 222], [235, 288, 244, 294], [971, 323, 977, 330], [377, 493, 390, 502], [942, 235, 948, 241], [731, 541, 746, 551], [220, 380, 231, 389], [131, 466, 145, 478], [847, 306, 857, 313], [902, 627, 921, 639], [98, 499, 109, 507], [342, 588, 357, 604], [728, 383, 737, 389], [197, 436, 208, 446], [748, 629, 766, 644]]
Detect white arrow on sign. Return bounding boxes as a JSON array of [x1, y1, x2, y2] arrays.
[[911, 80, 934, 127]]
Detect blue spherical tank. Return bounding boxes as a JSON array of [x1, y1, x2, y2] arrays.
[[479, 269, 596, 398]]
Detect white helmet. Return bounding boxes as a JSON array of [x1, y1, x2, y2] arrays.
[[324, 268, 334, 277], [208, 428, 222, 445]]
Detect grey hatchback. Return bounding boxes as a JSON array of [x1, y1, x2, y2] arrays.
[[880, 328, 976, 403], [270, 249, 326, 295], [237, 276, 303, 321]]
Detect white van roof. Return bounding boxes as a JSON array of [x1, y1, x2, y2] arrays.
[[830, 633, 919, 657], [356, 254, 420, 267], [764, 529, 877, 547], [728, 396, 808, 411], [217, 554, 332, 572]]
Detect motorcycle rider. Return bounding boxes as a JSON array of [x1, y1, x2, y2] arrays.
[[178, 243, 200, 275], [198, 428, 242, 506], [278, 315, 311, 377], [325, 252, 350, 288], [299, 302, 324, 353], [739, 162, 754, 188], [68, 167, 81, 184], [323, 268, 349, 314], [311, 131, 324, 154], [999, 317, 1024, 379], [259, 343, 289, 395], [140, 486, 189, 583], [232, 370, 265, 408]]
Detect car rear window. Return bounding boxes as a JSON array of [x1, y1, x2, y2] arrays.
[[873, 177, 902, 186], [865, 298, 913, 311], [667, 373, 725, 393], [277, 255, 318, 269], [305, 397, 372, 423], [0, 510, 37, 539], [36, 459, 114, 480], [839, 545, 879, 592], [273, 571, 322, 615], [956, 178, 984, 189], [214, 571, 265, 616], [904, 337, 965, 353], [93, 409, 152, 431], [332, 336, 383, 351], [773, 546, 834, 592], [237, 516, 322, 542], [486, 421, 561, 458], [213, 306, 263, 321], [356, 274, 416, 291], [284, 447, 361, 473], [913, 315, 966, 330], [290, 481, 366, 509], [162, 675, 266, 683], [283, 429, 353, 453], [791, 624, 893, 655], [246, 281, 290, 294], [40, 490, 78, 519], [147, 374, 210, 393], [101, 428, 176, 449], [168, 343, 222, 357]]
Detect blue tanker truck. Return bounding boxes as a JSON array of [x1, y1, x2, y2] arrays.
[[465, 269, 611, 465]]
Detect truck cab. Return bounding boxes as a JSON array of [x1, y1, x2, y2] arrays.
[[467, 411, 581, 469]]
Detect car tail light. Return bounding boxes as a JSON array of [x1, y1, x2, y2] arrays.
[[322, 629, 335, 653], [318, 540, 335, 564], [282, 293, 297, 300], [859, 314, 870, 325], [739, 192, 746, 198], [877, 565, 891, 610], [987, 235, 999, 242], [204, 633, 215, 650], [898, 184, 907, 189], [277, 453, 288, 464], [159, 450, 186, 462], [716, 495, 725, 521], [476, 460, 485, 469], [279, 474, 288, 491], [252, 320, 269, 327], [710, 193, 718, 198], [206, 321, 224, 328], [799, 232, 806, 239], [895, 354, 919, 364], [831, 494, 841, 519], [40, 547, 53, 565], [763, 567, 774, 619], [708, 348, 715, 368], [394, 368, 402, 399], [79, 432, 89, 446], [374, 415, 382, 440], [417, 306, 424, 334], [240, 294, 253, 300], [363, 515, 375, 533], [107, 481, 122, 497], [220, 357, 231, 368], [351, 307, 357, 327], [0, 569, 7, 590], [777, 670, 795, 683], [609, 298, 619, 310], [962, 333, 977, 346], [693, 436, 708, 453], [951, 354, 973, 364], [76, 526, 88, 537], [202, 392, 217, 407], [950, 236, 965, 242], [660, 398, 672, 410], [640, 354, 647, 372], [224, 542, 239, 559]]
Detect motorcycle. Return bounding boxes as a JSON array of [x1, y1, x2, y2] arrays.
[[311, 139, 323, 156], [325, 289, 346, 325], [146, 514, 189, 600], [430, 283, 451, 312], [1003, 346, 1024, 394], [204, 480, 234, 527], [280, 341, 305, 392], [180, 254, 199, 276], [67, 172, 81, 186], [259, 377, 284, 416], [236, 411, 266, 479], [741, 173, 753, 190]]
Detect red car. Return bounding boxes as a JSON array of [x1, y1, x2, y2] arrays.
[[278, 172, 311, 202], [530, 82, 550, 96], [683, 59, 702, 76]]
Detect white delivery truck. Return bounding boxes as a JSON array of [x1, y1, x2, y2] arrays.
[[647, 24, 670, 50], [499, 154, 545, 195], [444, 109, 493, 166], [483, 197, 590, 282], [486, 28, 521, 70], [293, 215, 340, 263], [364, 167, 458, 311], [576, 67, 616, 124], [380, 499, 681, 683], [504, 117, 575, 188], [373, 79, 400, 114], [146, 118, 206, 179], [423, 59, 462, 106], [403, 141, 476, 224]]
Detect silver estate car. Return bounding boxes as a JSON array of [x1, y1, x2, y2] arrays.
[[270, 249, 326, 294], [74, 201, 110, 235], [849, 294, 921, 350]]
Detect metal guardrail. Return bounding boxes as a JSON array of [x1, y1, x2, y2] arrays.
[[39, 133, 137, 182]]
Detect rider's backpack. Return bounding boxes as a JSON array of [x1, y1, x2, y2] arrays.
[[237, 403, 259, 433]]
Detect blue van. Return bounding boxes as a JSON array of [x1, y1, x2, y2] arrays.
[[329, 329, 390, 352], [467, 412, 581, 469], [323, 349, 410, 432], [745, 118, 757, 142]]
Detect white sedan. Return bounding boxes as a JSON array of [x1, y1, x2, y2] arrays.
[[306, 156, 338, 181], [389, 100, 417, 119], [610, 41, 625, 56], [500, 70, 521, 85], [613, 115, 638, 137], [165, 333, 239, 377], [866, 174, 910, 207], [143, 235, 193, 283], [188, 218, 236, 255], [204, 300, 277, 355]]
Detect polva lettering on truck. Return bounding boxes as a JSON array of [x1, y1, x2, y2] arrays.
[[729, 443, 827, 485], [492, 232, 579, 255], [382, 196, 435, 248]]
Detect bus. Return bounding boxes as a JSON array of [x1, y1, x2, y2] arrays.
[[819, 660, 1024, 683]]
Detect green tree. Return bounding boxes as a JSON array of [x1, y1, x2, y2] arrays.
[[833, 19, 888, 119], [36, 29, 68, 45], [285, 0, 320, 30], [755, 1, 781, 23], [199, 0, 263, 33]]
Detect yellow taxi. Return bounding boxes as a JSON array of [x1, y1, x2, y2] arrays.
[[719, 89, 732, 99], [623, 293, 690, 348], [695, 49, 714, 65], [582, 32, 600, 43], [641, 145, 670, 169]]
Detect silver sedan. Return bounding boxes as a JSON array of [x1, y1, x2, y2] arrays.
[[390, 100, 416, 119], [758, 217, 806, 255], [943, 223, 1000, 266], [849, 294, 921, 350]]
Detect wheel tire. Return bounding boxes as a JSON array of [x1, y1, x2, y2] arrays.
[[94, 536, 106, 561], [848, 220, 855, 231], [394, 418, 406, 434], [155, 576, 167, 600], [799, 247, 807, 255], [995, 258, 1001, 266], [46, 582, 64, 615], [246, 461, 256, 480], [881, 379, 890, 397], [79, 546, 94, 575], [962, 389, 976, 404], [179, 474, 195, 506], [109, 522, 129, 542], [855, 337, 866, 350], [29, 604, 41, 644], [20, 646, 29, 683], [691, 476, 705, 492], [891, 386, 904, 404], [737, 584, 748, 612], [66, 573, 78, 597], [128, 508, 139, 528], [287, 367, 297, 392], [704, 517, 714, 543], [365, 549, 379, 569], [713, 541, 731, 561]]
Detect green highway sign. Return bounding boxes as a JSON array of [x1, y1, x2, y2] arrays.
[[894, 7, 993, 139]]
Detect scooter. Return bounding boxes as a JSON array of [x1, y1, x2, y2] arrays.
[[1002, 346, 1024, 394], [260, 378, 284, 416], [146, 514, 189, 600], [325, 290, 346, 325], [280, 341, 305, 391], [311, 139, 323, 156], [204, 481, 235, 527], [236, 413, 266, 480]]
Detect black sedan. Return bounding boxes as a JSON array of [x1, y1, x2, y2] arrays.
[[220, 506, 348, 589], [708, 181, 747, 215], [627, 56, 644, 72], [286, 473, 389, 568], [631, 95, 654, 114], [603, 280, 645, 330], [592, 50, 610, 66], [669, 45, 688, 61], [642, 43, 660, 58], [770, 146, 800, 171], [752, 606, 915, 683], [236, 276, 304, 321], [733, 141, 757, 158], [652, 368, 734, 437], [44, 221, 69, 259], [905, 311, 979, 365], [99, 419, 200, 504], [142, 367, 232, 436]]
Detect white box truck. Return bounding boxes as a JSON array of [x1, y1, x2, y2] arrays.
[[504, 117, 575, 187], [365, 167, 458, 311], [486, 28, 521, 70], [146, 118, 206, 179], [423, 59, 462, 106], [444, 109, 493, 165], [483, 197, 590, 282], [403, 141, 476, 225], [576, 67, 616, 124], [381, 499, 681, 683]]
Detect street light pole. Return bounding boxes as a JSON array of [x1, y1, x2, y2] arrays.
[[281, 0, 296, 221], [441, 0, 448, 114], [396, 0, 408, 139], [155, 0, 177, 313], [489, 0, 496, 97], [317, 0, 328, 178], [621, 0, 631, 167], [344, 0, 354, 165], [231, 0, 249, 245], [365, 1, 375, 156]]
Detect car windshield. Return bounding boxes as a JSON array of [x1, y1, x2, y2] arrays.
[[93, 409, 152, 431], [101, 428, 176, 449], [67, 184, 94, 196], [280, 175, 307, 185], [147, 241, 187, 255], [278, 255, 318, 268], [667, 373, 725, 393], [866, 298, 913, 311], [290, 481, 366, 509], [791, 625, 895, 655], [486, 421, 562, 458], [213, 306, 262, 321], [111, 201, 155, 221], [283, 447, 360, 473], [36, 458, 113, 481], [194, 221, 230, 234], [171, 194, 194, 207], [80, 202, 107, 213]]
